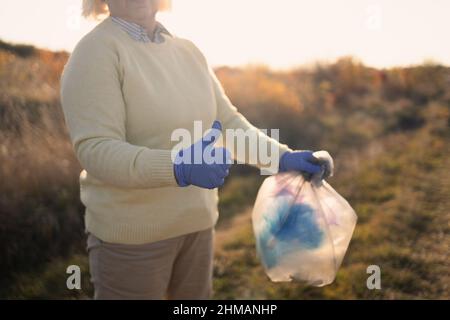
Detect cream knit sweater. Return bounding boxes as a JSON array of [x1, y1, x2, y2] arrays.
[[60, 16, 291, 244]]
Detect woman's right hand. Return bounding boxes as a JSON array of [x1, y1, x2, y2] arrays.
[[173, 121, 232, 189]]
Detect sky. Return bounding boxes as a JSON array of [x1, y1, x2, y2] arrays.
[[0, 0, 449, 69]]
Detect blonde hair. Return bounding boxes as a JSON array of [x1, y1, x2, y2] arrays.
[[82, 0, 172, 20]]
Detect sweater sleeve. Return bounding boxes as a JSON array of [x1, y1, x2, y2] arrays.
[[185, 40, 292, 173], [60, 36, 177, 189], [209, 67, 292, 174]]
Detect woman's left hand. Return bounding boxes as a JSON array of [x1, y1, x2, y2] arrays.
[[279, 150, 334, 179]]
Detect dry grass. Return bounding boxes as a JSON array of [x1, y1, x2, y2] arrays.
[[0, 42, 449, 299]]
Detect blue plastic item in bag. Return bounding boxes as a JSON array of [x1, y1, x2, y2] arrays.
[[252, 167, 357, 286]]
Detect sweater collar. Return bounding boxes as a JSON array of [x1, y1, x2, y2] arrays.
[[110, 16, 172, 43]]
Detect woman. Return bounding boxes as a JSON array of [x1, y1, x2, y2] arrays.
[[60, 0, 333, 299]]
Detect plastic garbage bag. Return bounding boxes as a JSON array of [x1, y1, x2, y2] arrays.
[[252, 155, 357, 286]]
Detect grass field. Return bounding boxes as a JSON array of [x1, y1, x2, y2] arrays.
[[0, 39, 449, 299]]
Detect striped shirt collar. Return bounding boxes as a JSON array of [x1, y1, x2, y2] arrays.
[[110, 16, 172, 43]]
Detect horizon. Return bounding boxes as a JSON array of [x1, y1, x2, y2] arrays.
[[1, 0, 449, 70], [1, 36, 447, 72]]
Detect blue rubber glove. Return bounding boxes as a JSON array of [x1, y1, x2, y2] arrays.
[[173, 120, 232, 189], [279, 150, 322, 176]]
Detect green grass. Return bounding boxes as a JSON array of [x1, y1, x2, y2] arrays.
[[6, 254, 92, 300], [212, 125, 450, 300], [1, 42, 449, 299]]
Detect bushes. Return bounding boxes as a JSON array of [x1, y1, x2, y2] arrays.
[[1, 38, 449, 298], [0, 98, 84, 295], [0, 39, 36, 58]]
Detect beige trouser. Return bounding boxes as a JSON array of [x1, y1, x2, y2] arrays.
[[86, 227, 215, 300]]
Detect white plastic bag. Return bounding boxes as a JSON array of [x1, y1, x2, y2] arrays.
[[252, 167, 357, 286]]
